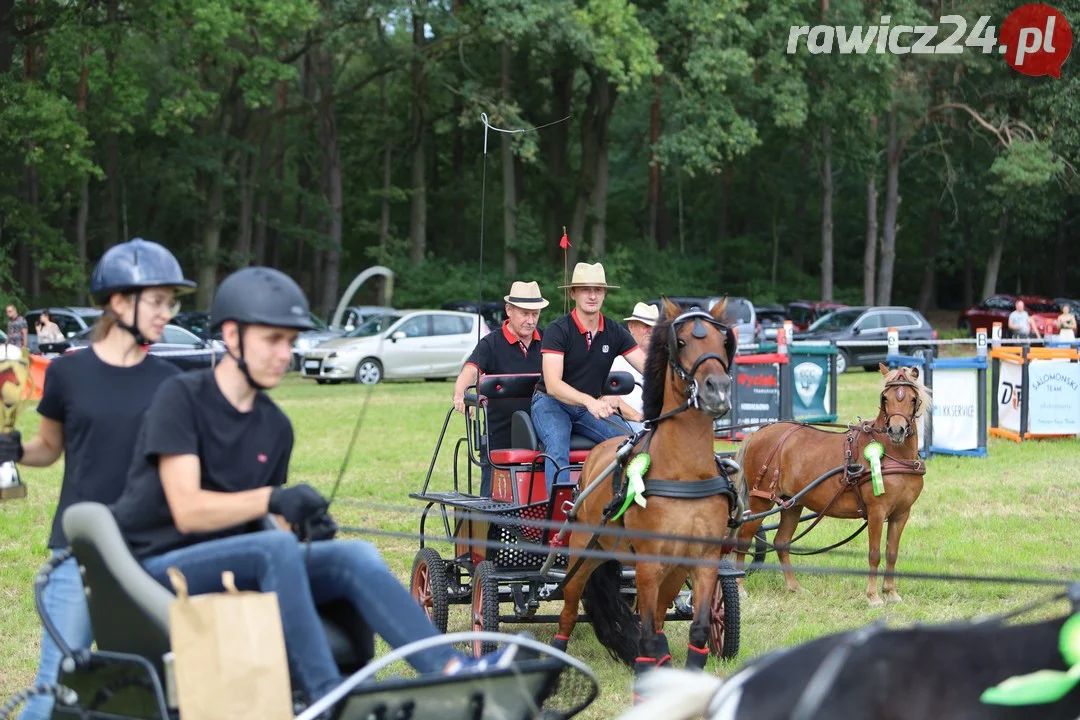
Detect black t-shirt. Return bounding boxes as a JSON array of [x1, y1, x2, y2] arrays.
[[110, 368, 294, 560], [36, 348, 180, 549], [535, 310, 637, 397], [465, 321, 543, 449]]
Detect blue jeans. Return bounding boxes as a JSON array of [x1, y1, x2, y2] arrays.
[[140, 530, 460, 701], [530, 392, 631, 489], [20, 552, 94, 720]]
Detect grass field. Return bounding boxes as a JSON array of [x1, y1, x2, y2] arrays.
[[1, 369, 1077, 717]]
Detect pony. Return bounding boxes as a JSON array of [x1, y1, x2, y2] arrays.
[[731, 363, 931, 606], [619, 600, 1080, 720], [550, 298, 743, 674]]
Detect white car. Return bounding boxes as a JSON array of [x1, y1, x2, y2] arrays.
[[300, 309, 490, 385]]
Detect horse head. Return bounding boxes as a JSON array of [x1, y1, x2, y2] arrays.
[[877, 363, 931, 444], [655, 297, 735, 418]]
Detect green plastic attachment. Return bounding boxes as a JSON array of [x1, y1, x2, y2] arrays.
[[863, 441, 885, 496], [981, 613, 1080, 706], [611, 453, 651, 522]]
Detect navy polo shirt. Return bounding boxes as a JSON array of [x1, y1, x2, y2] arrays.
[[466, 321, 543, 449], [535, 309, 637, 397]]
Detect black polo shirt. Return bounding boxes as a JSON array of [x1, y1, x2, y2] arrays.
[[535, 309, 637, 397], [466, 321, 542, 449]]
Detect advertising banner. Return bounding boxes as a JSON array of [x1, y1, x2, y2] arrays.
[[1026, 360, 1080, 435], [930, 367, 979, 451], [997, 361, 1023, 433], [735, 362, 781, 429], [792, 356, 830, 419]]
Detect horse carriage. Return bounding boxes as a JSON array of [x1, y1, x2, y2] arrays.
[[410, 300, 749, 670]]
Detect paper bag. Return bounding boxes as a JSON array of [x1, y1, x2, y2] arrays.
[[167, 567, 294, 720]]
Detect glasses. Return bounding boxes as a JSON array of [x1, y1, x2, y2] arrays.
[[141, 296, 181, 317]]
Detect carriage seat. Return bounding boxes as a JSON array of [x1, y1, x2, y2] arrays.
[[60, 502, 374, 685]]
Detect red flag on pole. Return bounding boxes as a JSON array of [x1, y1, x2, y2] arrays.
[[560, 231, 571, 249]]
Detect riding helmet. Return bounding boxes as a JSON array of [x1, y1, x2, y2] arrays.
[[210, 266, 317, 332], [90, 238, 196, 305]]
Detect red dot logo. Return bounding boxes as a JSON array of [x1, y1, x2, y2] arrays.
[[257, 453, 267, 463], [1000, 4, 1073, 78]]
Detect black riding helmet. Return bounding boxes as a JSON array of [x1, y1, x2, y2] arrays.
[[89, 238, 196, 345], [211, 266, 316, 389]]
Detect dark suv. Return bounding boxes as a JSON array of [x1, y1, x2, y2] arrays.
[[793, 306, 937, 373]]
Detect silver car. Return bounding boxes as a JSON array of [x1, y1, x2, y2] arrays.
[[300, 310, 490, 385]]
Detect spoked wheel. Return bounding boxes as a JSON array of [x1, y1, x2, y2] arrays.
[[471, 561, 500, 657], [410, 548, 449, 633], [709, 562, 741, 659]]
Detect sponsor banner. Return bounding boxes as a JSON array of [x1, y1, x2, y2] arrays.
[[931, 367, 978, 451], [735, 362, 780, 429], [1027, 360, 1080, 435], [792, 356, 830, 418], [997, 361, 1022, 433]]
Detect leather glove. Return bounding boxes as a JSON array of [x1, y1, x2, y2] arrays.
[[299, 510, 338, 542], [0, 431, 24, 464], [268, 484, 329, 527]]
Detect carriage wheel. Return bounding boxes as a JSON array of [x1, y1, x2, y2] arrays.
[[471, 561, 500, 657], [709, 564, 741, 659], [410, 548, 449, 633]]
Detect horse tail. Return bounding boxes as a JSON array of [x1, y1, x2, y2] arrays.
[[620, 668, 723, 720], [731, 433, 753, 508], [581, 559, 639, 666]]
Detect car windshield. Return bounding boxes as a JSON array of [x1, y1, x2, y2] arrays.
[[722, 299, 753, 323], [309, 313, 329, 330], [807, 309, 862, 332], [1026, 302, 1059, 313], [347, 313, 401, 338]]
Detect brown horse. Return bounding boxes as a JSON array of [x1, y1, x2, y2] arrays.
[[731, 364, 930, 607], [550, 298, 743, 673]]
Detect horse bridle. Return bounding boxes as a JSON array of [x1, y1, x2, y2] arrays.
[[879, 378, 921, 438], [664, 309, 735, 415]]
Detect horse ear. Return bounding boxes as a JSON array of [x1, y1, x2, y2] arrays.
[[711, 296, 728, 320], [878, 362, 889, 375], [662, 296, 680, 321]]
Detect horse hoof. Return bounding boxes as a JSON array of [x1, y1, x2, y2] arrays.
[[867, 596, 885, 608], [738, 587, 749, 599], [886, 592, 903, 604], [786, 585, 807, 594]]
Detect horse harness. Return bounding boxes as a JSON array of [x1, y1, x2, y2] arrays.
[[748, 380, 927, 521]]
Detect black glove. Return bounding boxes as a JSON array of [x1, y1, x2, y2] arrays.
[[299, 510, 338, 542], [268, 484, 329, 527], [0, 431, 23, 463]]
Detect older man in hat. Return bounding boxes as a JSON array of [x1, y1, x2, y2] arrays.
[[610, 302, 658, 432], [452, 281, 548, 495], [531, 262, 647, 490]]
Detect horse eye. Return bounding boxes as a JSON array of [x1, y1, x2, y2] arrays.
[[677, 339, 686, 348]]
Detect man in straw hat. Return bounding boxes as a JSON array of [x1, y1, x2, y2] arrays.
[[452, 281, 548, 495], [532, 262, 646, 490], [610, 301, 659, 433]]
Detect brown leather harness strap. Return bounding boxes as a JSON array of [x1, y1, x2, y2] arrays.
[[750, 422, 808, 503]]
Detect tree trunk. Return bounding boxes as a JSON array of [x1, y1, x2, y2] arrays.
[[317, 46, 343, 321], [715, 168, 732, 280], [500, 42, 518, 277], [962, 223, 974, 307], [591, 134, 611, 258], [268, 78, 288, 269], [1052, 214, 1067, 296], [75, 46, 90, 302], [569, 71, 614, 265], [863, 116, 878, 305], [0, 0, 14, 74], [544, 65, 574, 265], [103, 0, 121, 248], [236, 151, 254, 265], [981, 211, 1008, 299], [409, 10, 427, 266], [646, 67, 662, 246], [378, 60, 394, 266], [876, 105, 900, 306], [197, 170, 225, 309], [792, 143, 809, 274], [916, 205, 941, 314], [820, 125, 834, 302]]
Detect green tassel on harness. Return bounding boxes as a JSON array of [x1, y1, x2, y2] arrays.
[[981, 613, 1080, 706], [863, 442, 885, 497], [611, 453, 650, 522]]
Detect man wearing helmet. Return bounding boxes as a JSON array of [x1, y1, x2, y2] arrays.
[[1, 238, 195, 720], [110, 266, 522, 708]]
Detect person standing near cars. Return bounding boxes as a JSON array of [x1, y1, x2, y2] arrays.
[[6, 304, 28, 348], [451, 281, 548, 495], [1055, 303, 1077, 342], [0, 238, 195, 720], [35, 311, 65, 346], [1007, 299, 1042, 342]]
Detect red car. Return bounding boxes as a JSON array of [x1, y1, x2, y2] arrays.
[[957, 294, 1060, 336], [787, 300, 849, 331]]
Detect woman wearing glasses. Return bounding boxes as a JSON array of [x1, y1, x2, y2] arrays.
[[0, 238, 195, 720]]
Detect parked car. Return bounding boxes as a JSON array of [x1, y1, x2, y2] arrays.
[[442, 301, 507, 332], [169, 311, 223, 342], [645, 295, 758, 344], [754, 303, 788, 341], [793, 306, 937, 374], [292, 306, 393, 370], [958, 295, 1059, 337], [56, 324, 225, 371], [786, 300, 848, 332], [25, 307, 103, 354], [300, 310, 490, 385]]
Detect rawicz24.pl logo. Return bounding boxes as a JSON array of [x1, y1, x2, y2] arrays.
[[787, 3, 1073, 77]]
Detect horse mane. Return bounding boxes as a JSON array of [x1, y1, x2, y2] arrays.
[[883, 365, 933, 418], [641, 305, 679, 421]]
